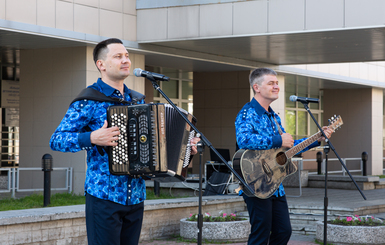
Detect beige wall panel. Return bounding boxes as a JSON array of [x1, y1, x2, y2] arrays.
[[123, 14, 137, 41], [53, 71, 73, 97], [345, 0, 385, 28], [123, 0, 136, 15], [305, 0, 344, 30], [192, 70, 250, 173], [100, 9, 123, 39], [220, 71, 239, 89], [72, 70, 87, 95], [86, 46, 98, 71], [137, 8, 167, 41], [20, 47, 91, 194], [52, 96, 73, 123], [0, 0, 6, 19], [233, 1, 268, 35], [377, 66, 385, 82], [53, 47, 84, 72], [269, 0, 304, 33], [368, 65, 378, 81], [168, 6, 199, 39], [74, 0, 98, 8], [323, 88, 383, 176], [74, 4, 99, 35], [6, 0, 37, 24], [37, 0, 56, 28], [199, 3, 232, 37], [221, 108, 240, 127], [100, 0, 122, 12], [56, 1, 74, 31]]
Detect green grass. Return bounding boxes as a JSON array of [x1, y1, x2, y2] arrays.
[[0, 193, 86, 211], [0, 188, 187, 211]]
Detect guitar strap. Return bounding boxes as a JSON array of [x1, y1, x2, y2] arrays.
[[271, 114, 283, 135]]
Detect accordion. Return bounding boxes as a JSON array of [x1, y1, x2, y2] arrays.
[[107, 103, 196, 182]]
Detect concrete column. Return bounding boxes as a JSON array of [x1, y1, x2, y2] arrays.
[[323, 88, 383, 176]]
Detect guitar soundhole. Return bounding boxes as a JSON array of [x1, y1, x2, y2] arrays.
[[276, 152, 287, 166]]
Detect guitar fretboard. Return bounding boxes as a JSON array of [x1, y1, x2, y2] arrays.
[[286, 131, 322, 159]]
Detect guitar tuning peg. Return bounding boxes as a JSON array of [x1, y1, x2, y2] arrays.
[[334, 114, 337, 117]]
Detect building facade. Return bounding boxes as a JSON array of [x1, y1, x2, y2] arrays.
[[0, 0, 384, 194]]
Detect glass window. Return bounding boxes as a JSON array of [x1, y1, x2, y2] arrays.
[[162, 79, 178, 98], [297, 111, 307, 138], [310, 113, 319, 135], [149, 66, 194, 114], [285, 110, 296, 135], [182, 81, 193, 100], [285, 74, 323, 140]]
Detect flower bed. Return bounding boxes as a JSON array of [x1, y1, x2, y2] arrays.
[[180, 212, 250, 242], [316, 215, 385, 244]]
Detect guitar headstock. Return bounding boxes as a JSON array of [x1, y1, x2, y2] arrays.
[[328, 115, 343, 132]]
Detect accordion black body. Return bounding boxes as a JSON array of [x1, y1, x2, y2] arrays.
[[107, 103, 196, 182]]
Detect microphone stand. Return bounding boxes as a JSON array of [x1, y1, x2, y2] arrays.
[[145, 75, 255, 245], [299, 101, 366, 245]]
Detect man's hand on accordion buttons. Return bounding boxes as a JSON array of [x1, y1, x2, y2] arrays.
[[190, 137, 201, 155], [90, 120, 120, 146]]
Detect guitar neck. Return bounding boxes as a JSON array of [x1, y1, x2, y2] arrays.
[[285, 131, 322, 159]]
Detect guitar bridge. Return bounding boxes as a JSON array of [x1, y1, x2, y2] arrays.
[[262, 159, 271, 175]]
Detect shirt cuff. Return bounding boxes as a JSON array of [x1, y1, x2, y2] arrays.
[[78, 132, 92, 149], [272, 135, 282, 148], [310, 140, 321, 149]]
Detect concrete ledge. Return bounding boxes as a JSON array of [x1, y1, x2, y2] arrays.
[[308, 175, 380, 190], [0, 205, 85, 225], [0, 195, 246, 244]]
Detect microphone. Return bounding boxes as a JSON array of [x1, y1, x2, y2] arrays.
[[289, 95, 319, 103], [133, 68, 170, 81]]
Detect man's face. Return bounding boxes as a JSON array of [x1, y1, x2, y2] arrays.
[[99, 43, 131, 81], [254, 74, 280, 102]]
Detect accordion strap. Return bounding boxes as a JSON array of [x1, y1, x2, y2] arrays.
[[70, 87, 145, 156], [70, 87, 146, 105]]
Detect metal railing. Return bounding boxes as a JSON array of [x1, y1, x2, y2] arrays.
[[306, 157, 364, 175], [0, 167, 73, 198]]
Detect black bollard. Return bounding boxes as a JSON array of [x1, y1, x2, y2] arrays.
[[362, 152, 368, 176], [42, 154, 53, 207], [154, 180, 160, 197], [316, 151, 323, 175]]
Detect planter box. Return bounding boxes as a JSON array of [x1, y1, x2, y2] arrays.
[[180, 218, 250, 242], [316, 221, 385, 245]]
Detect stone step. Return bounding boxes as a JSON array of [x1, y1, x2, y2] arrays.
[[291, 224, 316, 235]]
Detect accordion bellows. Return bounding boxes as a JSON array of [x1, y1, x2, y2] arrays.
[[107, 103, 196, 182]]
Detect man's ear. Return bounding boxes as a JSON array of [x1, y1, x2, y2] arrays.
[[96, 60, 105, 71], [253, 83, 259, 93]]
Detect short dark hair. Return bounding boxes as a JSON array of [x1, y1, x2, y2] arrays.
[[93, 38, 123, 65], [249, 68, 277, 94]]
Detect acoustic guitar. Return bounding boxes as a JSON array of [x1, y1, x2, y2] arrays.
[[232, 116, 343, 199]]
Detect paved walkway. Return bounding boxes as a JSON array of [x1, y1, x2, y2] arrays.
[[139, 186, 385, 245]]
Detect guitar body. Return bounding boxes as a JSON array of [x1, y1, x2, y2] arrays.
[[233, 148, 298, 199]]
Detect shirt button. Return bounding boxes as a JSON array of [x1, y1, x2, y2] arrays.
[[128, 190, 131, 193], [128, 185, 131, 187]]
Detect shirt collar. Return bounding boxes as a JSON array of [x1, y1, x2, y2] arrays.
[[97, 78, 130, 97], [250, 97, 275, 116]]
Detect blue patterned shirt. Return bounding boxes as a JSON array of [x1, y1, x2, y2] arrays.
[[50, 78, 146, 205], [235, 98, 320, 197]]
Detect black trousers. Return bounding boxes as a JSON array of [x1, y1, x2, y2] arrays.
[[85, 193, 144, 245], [243, 194, 292, 245]]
